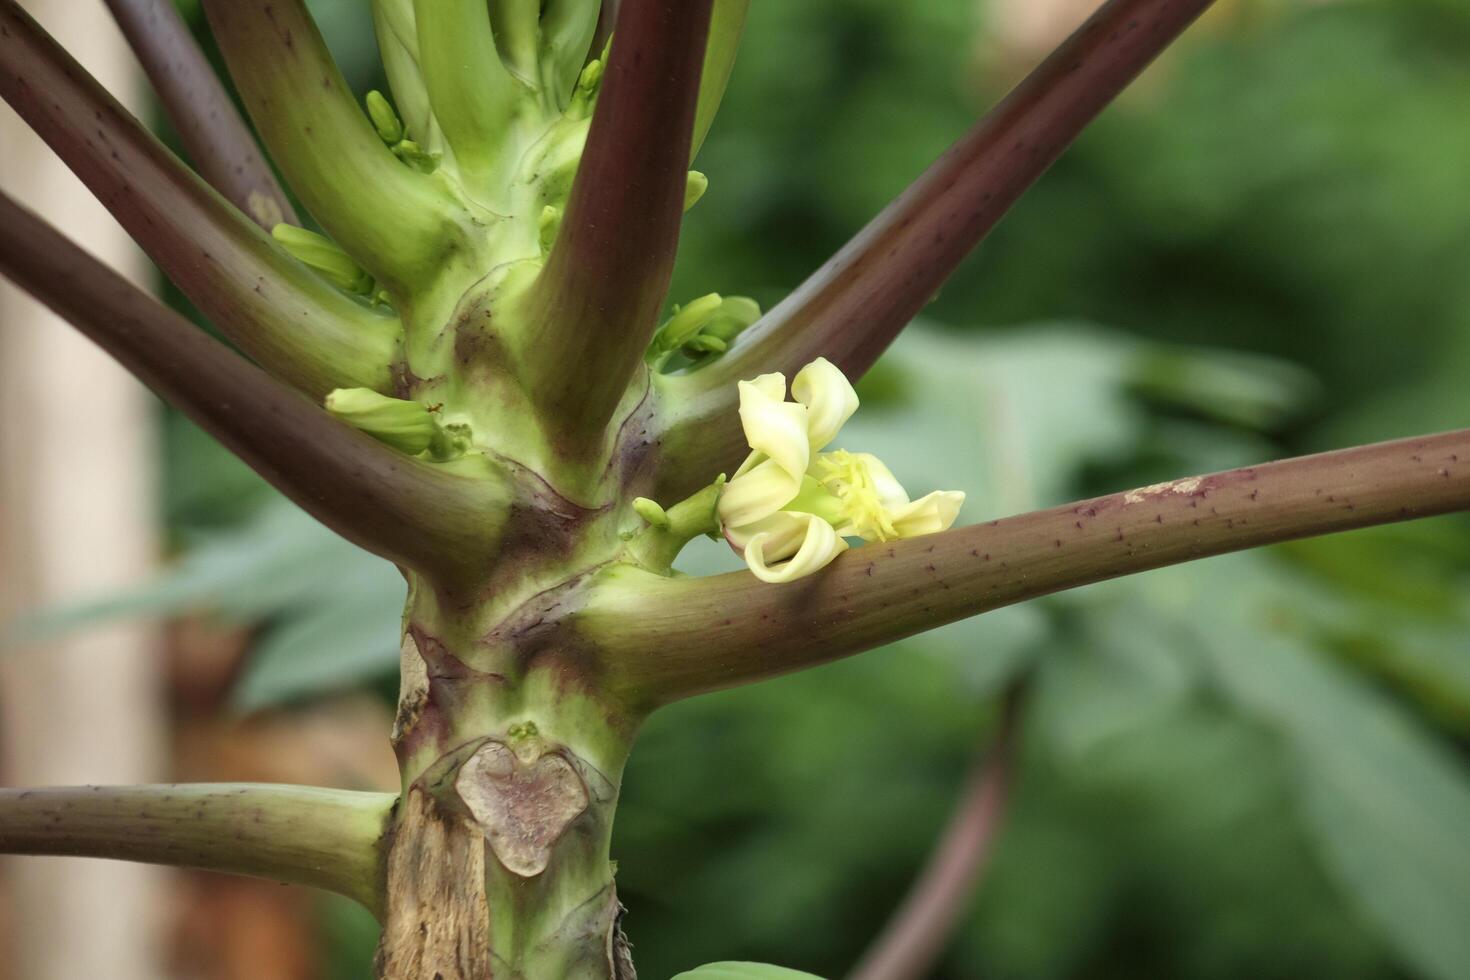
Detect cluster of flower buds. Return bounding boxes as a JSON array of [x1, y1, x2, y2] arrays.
[[646, 292, 761, 372], [365, 90, 438, 173], [324, 388, 473, 461]]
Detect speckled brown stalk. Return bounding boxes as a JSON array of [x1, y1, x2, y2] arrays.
[[0, 0, 394, 396], [103, 0, 299, 229], [590, 429, 1470, 703]]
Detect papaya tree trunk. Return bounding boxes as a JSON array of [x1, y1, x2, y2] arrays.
[[372, 604, 642, 978]]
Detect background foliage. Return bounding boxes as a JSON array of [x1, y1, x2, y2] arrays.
[[66, 0, 1470, 976]]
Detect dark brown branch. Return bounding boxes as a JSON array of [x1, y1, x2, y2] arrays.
[[519, 0, 715, 452], [103, 0, 298, 230], [0, 784, 392, 913], [848, 686, 1024, 980], [0, 0, 396, 398], [0, 191, 505, 582], [591, 429, 1470, 704], [652, 0, 1214, 500]]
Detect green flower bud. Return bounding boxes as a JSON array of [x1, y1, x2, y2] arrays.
[[365, 90, 404, 145], [701, 296, 761, 342], [538, 205, 562, 256], [391, 139, 439, 174], [661, 292, 723, 348], [325, 388, 436, 455], [568, 56, 605, 119], [682, 334, 727, 354], [272, 224, 375, 295], [684, 171, 708, 211], [633, 497, 671, 529], [428, 421, 473, 462]]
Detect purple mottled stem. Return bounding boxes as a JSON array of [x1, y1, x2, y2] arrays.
[[593, 429, 1470, 703], [103, 0, 298, 229], [0, 0, 396, 397], [0, 191, 501, 582], [519, 0, 715, 454]]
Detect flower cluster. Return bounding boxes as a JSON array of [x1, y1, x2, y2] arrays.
[[717, 358, 964, 583]]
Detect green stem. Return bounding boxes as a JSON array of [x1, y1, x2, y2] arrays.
[[489, 0, 540, 87], [204, 0, 469, 296], [0, 784, 393, 914], [690, 0, 749, 159], [414, 0, 520, 190], [540, 0, 600, 110], [371, 0, 440, 154], [589, 429, 1470, 705]]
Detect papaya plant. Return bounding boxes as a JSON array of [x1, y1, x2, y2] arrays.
[[1, 0, 1468, 977]]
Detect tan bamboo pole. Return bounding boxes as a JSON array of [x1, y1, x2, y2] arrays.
[[0, 1, 167, 976]]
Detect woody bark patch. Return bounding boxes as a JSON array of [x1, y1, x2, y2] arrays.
[[455, 739, 590, 878]]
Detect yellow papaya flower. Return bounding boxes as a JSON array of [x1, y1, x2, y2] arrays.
[[717, 357, 964, 583]]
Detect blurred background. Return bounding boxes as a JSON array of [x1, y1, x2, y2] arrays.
[[3, 0, 1470, 977]]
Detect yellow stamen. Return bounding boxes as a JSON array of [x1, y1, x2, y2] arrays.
[[812, 449, 898, 541]]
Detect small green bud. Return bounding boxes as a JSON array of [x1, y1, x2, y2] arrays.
[[683, 334, 727, 354], [577, 57, 605, 93], [507, 720, 540, 741], [428, 421, 473, 462], [272, 224, 374, 295], [633, 497, 671, 529], [365, 90, 404, 145], [684, 171, 708, 211], [661, 292, 724, 348], [325, 388, 436, 455], [505, 720, 545, 763], [538, 205, 562, 256], [568, 57, 605, 118], [701, 296, 762, 342], [392, 139, 439, 174]]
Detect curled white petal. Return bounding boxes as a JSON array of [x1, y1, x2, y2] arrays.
[[737, 378, 810, 485], [724, 509, 807, 555], [719, 458, 803, 529], [890, 490, 966, 538], [744, 513, 849, 583], [721, 497, 802, 551], [792, 357, 859, 451], [748, 372, 786, 402]]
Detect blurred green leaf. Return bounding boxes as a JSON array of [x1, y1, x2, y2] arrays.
[[16, 500, 404, 706], [1087, 554, 1470, 980], [231, 564, 403, 710]]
